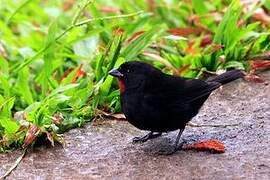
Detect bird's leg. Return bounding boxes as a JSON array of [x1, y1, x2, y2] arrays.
[[187, 122, 239, 128], [132, 132, 162, 143], [173, 129, 184, 149], [157, 129, 185, 155]]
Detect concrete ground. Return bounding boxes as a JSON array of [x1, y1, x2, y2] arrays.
[[0, 71, 269, 180]]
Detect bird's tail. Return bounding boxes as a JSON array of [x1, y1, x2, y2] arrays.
[[207, 69, 244, 85]]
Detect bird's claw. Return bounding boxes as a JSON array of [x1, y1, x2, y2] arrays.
[[132, 136, 149, 143], [132, 132, 162, 144]]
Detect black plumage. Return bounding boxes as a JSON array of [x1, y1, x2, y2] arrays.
[[109, 61, 243, 153]]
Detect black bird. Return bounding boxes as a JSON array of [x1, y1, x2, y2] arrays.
[[109, 61, 243, 153]]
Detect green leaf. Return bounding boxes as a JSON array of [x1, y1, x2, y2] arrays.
[[224, 61, 245, 70], [192, 0, 208, 15], [213, 0, 241, 44], [41, 21, 58, 98], [0, 96, 15, 118], [0, 118, 20, 135], [73, 36, 99, 57], [121, 27, 161, 61], [16, 67, 33, 105], [99, 57, 125, 96], [50, 84, 80, 96]]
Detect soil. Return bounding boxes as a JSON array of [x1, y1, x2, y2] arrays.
[[1, 71, 270, 180]]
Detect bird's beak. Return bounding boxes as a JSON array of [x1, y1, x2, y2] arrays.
[[108, 68, 123, 78]]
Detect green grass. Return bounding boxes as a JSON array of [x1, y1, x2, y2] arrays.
[[0, 0, 269, 152]]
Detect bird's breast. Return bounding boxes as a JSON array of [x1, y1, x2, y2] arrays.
[[117, 79, 125, 93]]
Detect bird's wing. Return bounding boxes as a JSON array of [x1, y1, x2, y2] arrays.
[[183, 79, 221, 103], [143, 75, 221, 105]]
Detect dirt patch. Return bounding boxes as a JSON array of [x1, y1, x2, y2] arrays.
[[1, 71, 270, 179]]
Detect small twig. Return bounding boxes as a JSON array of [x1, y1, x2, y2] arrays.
[[187, 122, 239, 128], [0, 149, 27, 179], [74, 11, 144, 27], [7, 0, 34, 24]]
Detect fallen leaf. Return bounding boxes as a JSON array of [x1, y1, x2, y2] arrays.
[[22, 124, 41, 149], [110, 113, 126, 120], [183, 139, 225, 153], [96, 109, 126, 121], [244, 74, 265, 83], [251, 60, 270, 70]]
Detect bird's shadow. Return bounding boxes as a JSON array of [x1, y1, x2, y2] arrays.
[[133, 134, 218, 156]]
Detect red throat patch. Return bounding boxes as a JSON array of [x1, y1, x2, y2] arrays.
[[117, 79, 125, 93]]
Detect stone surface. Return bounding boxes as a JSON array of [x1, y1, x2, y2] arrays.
[[1, 71, 270, 180]]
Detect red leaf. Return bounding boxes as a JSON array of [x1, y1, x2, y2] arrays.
[[252, 9, 270, 25], [71, 64, 86, 83], [183, 139, 225, 153], [113, 27, 125, 35], [45, 131, 54, 147], [200, 34, 212, 47], [127, 31, 145, 43], [251, 60, 270, 70], [185, 46, 199, 55], [62, 0, 76, 11], [210, 44, 224, 53], [52, 113, 64, 125], [22, 124, 41, 149], [178, 64, 191, 76], [60, 68, 73, 81], [244, 74, 265, 83], [99, 6, 120, 13], [167, 27, 206, 37], [147, 0, 156, 12], [188, 34, 212, 47]]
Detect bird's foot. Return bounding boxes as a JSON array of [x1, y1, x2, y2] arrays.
[[132, 132, 162, 144]]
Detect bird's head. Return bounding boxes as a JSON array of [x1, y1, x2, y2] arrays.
[[109, 61, 158, 93]]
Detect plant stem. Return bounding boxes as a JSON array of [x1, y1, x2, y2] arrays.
[[0, 149, 27, 179], [12, 11, 144, 73]]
